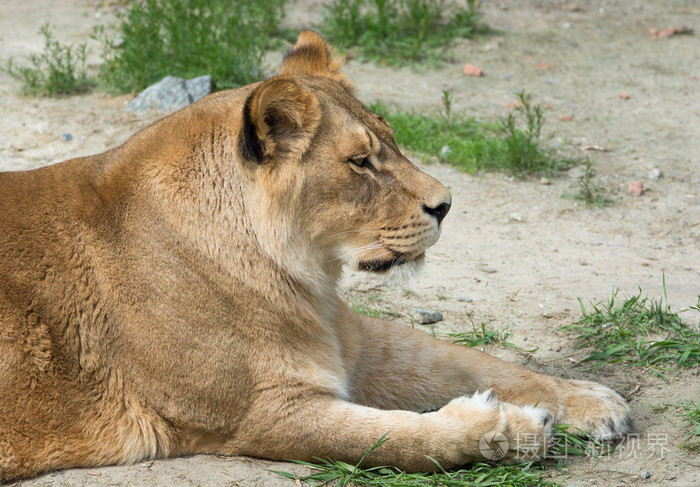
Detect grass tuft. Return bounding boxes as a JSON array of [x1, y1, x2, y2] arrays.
[[276, 455, 559, 486], [373, 91, 573, 177], [446, 315, 538, 353], [321, 0, 482, 65], [675, 400, 700, 453], [562, 159, 611, 208], [4, 23, 92, 96], [94, 0, 285, 93], [447, 319, 513, 348], [563, 279, 700, 382]]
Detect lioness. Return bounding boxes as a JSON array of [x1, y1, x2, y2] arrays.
[[0, 31, 630, 481]]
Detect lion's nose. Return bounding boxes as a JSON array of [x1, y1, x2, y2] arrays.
[[422, 200, 451, 225]]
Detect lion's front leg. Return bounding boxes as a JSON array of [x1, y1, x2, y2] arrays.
[[233, 391, 552, 471], [337, 305, 631, 444]]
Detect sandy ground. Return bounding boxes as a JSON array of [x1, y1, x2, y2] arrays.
[[1, 0, 699, 485]]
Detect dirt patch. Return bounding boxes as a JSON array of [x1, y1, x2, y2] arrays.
[[1, 0, 699, 485]]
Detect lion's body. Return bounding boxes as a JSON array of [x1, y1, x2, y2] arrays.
[[0, 32, 630, 481]]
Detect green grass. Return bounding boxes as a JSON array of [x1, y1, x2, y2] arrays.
[[276, 460, 560, 486], [445, 315, 538, 353], [321, 0, 481, 65], [94, 0, 285, 93], [562, 159, 611, 208], [676, 400, 700, 453], [352, 303, 386, 319], [563, 281, 700, 382], [4, 23, 92, 96], [273, 427, 617, 486], [447, 320, 514, 348], [373, 91, 573, 177]]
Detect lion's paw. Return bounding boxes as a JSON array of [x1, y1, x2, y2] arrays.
[[498, 401, 553, 462], [443, 391, 553, 463], [558, 379, 631, 441]]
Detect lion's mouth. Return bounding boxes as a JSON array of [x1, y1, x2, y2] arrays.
[[357, 251, 423, 273]]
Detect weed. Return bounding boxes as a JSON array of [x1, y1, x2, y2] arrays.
[[5, 23, 91, 96], [675, 400, 700, 453], [274, 433, 559, 486], [500, 91, 549, 174], [445, 316, 538, 353], [352, 303, 385, 319], [447, 319, 512, 348], [402, 289, 418, 297], [94, 0, 285, 93], [563, 279, 700, 381], [650, 403, 669, 413], [321, 0, 481, 65], [372, 91, 572, 176], [562, 159, 611, 207]]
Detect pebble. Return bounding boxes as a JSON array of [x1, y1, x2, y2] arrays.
[[61, 133, 73, 142], [641, 469, 651, 479], [648, 168, 662, 179], [411, 308, 443, 325], [457, 297, 473, 302], [508, 213, 523, 222], [112, 33, 125, 48], [628, 181, 643, 197], [540, 177, 551, 185], [462, 63, 483, 77], [567, 166, 588, 179], [439, 146, 452, 159]]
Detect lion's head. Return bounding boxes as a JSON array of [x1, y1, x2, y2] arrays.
[[149, 31, 450, 291], [224, 31, 451, 286]]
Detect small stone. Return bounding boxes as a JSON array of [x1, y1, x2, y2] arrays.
[[540, 177, 551, 185], [641, 469, 651, 479], [559, 114, 574, 121], [648, 168, 662, 179], [457, 297, 473, 302], [619, 92, 631, 99], [439, 146, 452, 158], [411, 308, 443, 325], [462, 63, 483, 77], [61, 133, 73, 142], [659, 26, 693, 38], [567, 166, 588, 179], [477, 265, 498, 274], [112, 33, 125, 48], [508, 213, 523, 222], [628, 181, 643, 197]]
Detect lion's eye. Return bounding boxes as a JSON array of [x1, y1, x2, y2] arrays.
[[349, 155, 375, 171]]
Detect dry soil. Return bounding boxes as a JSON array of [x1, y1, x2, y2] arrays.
[[1, 0, 699, 486]]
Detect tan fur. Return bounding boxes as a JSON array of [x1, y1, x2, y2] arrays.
[[0, 31, 630, 481]]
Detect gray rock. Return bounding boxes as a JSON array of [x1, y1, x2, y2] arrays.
[[648, 168, 662, 180], [127, 75, 214, 113], [641, 469, 651, 479], [61, 133, 73, 142], [112, 33, 125, 48], [567, 165, 589, 179], [411, 308, 443, 325]]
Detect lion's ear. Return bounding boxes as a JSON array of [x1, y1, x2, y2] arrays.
[[241, 77, 321, 164], [279, 31, 353, 91]]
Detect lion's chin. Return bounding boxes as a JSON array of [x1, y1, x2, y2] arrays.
[[357, 253, 425, 284]]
